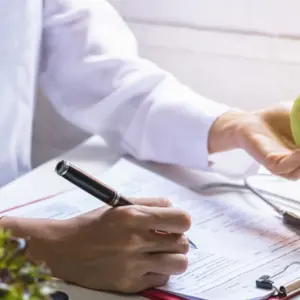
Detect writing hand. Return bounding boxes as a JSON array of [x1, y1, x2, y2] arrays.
[[3, 198, 191, 293]]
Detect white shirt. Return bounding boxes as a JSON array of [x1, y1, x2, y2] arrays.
[[0, 0, 234, 187]]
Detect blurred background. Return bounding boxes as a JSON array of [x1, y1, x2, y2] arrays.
[[32, 0, 300, 167]]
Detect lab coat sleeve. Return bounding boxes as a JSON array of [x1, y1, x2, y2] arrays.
[[40, 0, 232, 170]]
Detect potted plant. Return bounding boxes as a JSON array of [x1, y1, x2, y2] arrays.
[[0, 228, 68, 300]]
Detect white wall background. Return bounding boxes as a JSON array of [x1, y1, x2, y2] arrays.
[[32, 0, 300, 167], [109, 0, 300, 110]]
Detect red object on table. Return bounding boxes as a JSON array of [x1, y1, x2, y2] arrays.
[[140, 289, 186, 300], [140, 289, 299, 300]]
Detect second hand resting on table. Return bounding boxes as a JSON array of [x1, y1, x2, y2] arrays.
[[1, 103, 300, 293]]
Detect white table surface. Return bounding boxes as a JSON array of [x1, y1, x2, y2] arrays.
[[1, 135, 299, 300]]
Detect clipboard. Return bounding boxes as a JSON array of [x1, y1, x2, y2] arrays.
[[140, 274, 300, 300], [140, 286, 300, 300]]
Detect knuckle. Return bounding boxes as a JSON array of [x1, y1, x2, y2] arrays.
[[118, 206, 138, 227], [177, 255, 189, 274], [178, 236, 190, 254], [179, 211, 192, 231]]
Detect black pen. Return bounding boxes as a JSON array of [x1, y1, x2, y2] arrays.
[[55, 160, 197, 249], [55, 160, 132, 207]]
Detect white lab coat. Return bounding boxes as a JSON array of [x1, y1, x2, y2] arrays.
[[0, 0, 251, 187]]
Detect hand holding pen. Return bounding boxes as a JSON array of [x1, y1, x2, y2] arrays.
[[53, 160, 193, 292], [55, 160, 195, 243]]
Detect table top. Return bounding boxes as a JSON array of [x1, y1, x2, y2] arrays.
[[1, 135, 299, 300]]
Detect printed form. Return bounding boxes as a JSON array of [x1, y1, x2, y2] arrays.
[[4, 159, 300, 300]]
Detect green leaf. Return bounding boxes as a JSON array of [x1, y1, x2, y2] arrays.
[[0, 229, 55, 300]]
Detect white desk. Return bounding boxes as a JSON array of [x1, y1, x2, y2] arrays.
[[1, 135, 299, 300]]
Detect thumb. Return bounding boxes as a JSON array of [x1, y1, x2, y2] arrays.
[[129, 197, 173, 208]]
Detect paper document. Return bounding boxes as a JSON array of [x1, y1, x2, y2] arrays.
[[96, 159, 300, 300], [4, 158, 300, 300], [3, 188, 105, 219]]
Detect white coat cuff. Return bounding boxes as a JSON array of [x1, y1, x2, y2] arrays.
[[183, 97, 232, 170], [121, 78, 232, 170]]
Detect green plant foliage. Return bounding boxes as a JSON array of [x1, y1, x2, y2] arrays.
[[0, 228, 55, 300]]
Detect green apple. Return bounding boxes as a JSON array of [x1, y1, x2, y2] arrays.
[[290, 95, 300, 145]]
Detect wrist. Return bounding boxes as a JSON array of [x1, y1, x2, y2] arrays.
[[208, 110, 247, 154], [0, 216, 66, 265]]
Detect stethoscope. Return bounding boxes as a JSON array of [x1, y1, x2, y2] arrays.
[[200, 173, 300, 228]]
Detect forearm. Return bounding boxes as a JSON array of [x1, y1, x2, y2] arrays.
[[41, 0, 232, 170]]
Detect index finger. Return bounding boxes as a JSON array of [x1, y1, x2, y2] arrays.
[[133, 205, 191, 234], [129, 198, 173, 208]]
